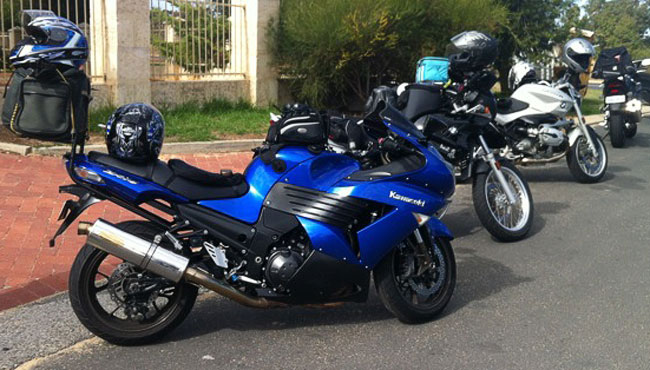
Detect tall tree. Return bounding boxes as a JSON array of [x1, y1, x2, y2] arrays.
[[270, 0, 507, 107], [586, 0, 650, 58], [494, 0, 569, 93]]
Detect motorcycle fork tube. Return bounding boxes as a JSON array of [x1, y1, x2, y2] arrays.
[[478, 135, 518, 205], [572, 98, 599, 157], [413, 228, 434, 275]]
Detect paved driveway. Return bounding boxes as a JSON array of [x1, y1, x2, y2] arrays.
[[0, 151, 251, 310], [4, 121, 650, 369]]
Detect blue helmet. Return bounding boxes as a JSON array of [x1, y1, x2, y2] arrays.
[[10, 15, 88, 68], [106, 103, 166, 163]]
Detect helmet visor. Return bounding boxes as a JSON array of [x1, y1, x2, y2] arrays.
[[571, 53, 592, 71], [444, 43, 462, 57]]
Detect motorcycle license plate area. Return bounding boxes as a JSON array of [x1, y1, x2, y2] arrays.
[[605, 95, 626, 104]]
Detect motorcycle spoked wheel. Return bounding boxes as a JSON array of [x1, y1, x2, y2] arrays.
[[472, 160, 533, 242], [566, 126, 608, 184], [374, 232, 455, 324], [69, 221, 198, 346], [608, 113, 626, 148]]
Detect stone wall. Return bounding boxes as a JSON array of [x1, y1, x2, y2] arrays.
[[151, 79, 250, 107], [87, 0, 278, 109]]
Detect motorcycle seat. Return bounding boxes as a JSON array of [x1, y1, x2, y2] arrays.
[[87, 151, 249, 201]]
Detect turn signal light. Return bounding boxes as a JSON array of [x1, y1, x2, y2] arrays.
[[412, 212, 431, 226], [74, 166, 103, 183]]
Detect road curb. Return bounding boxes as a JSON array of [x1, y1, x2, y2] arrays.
[[0, 272, 69, 312], [31, 139, 264, 156], [0, 142, 32, 155]]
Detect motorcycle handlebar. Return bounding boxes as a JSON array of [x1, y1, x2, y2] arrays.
[[379, 137, 415, 155]]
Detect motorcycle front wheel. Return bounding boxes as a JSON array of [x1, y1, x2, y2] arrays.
[[566, 126, 608, 184], [472, 160, 533, 242], [374, 231, 455, 324], [69, 221, 198, 346]]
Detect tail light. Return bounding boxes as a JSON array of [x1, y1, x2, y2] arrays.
[[606, 81, 624, 95]]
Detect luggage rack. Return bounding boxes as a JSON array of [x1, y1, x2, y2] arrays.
[[51, 133, 175, 247]]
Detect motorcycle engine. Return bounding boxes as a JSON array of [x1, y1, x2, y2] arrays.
[[264, 229, 310, 291], [538, 125, 564, 147]]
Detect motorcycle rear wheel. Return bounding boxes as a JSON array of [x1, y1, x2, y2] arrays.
[[374, 232, 455, 324], [472, 160, 533, 242], [624, 122, 637, 138], [609, 113, 626, 148], [69, 221, 198, 346]]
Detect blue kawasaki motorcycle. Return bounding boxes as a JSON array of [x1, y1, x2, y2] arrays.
[[51, 102, 456, 345]]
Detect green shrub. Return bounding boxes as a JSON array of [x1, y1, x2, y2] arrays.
[[270, 0, 508, 108]]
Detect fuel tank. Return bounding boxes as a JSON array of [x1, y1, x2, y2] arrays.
[[496, 83, 573, 124]]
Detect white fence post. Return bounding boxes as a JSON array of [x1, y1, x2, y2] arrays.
[[101, 0, 151, 105]]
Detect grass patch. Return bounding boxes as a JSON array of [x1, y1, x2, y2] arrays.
[[581, 88, 602, 116], [89, 99, 272, 142]]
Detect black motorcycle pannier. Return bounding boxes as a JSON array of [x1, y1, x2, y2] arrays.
[[593, 47, 635, 78], [399, 84, 442, 122], [265, 104, 326, 146], [364, 85, 399, 114], [2, 65, 90, 142]]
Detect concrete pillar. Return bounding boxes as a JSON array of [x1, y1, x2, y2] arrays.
[[100, 0, 151, 105], [236, 0, 280, 106]]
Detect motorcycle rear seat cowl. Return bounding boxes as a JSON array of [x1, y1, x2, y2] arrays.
[[87, 151, 249, 201]]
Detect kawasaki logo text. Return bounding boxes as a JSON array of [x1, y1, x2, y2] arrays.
[[389, 191, 426, 207]]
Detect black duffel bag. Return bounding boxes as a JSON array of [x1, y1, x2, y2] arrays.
[[2, 65, 90, 142], [265, 103, 327, 146], [256, 103, 328, 172]]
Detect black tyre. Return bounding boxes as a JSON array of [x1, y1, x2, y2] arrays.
[[69, 221, 198, 346], [472, 160, 533, 242], [374, 230, 455, 324], [566, 126, 608, 184], [624, 122, 637, 138], [609, 113, 626, 148]]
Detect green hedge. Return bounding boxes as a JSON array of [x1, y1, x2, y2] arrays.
[[270, 0, 508, 108]]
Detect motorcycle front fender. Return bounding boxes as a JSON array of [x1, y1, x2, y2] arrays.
[[426, 217, 454, 240], [568, 126, 584, 147], [472, 159, 491, 175]]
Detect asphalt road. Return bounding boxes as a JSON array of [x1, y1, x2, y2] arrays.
[[5, 120, 650, 370]]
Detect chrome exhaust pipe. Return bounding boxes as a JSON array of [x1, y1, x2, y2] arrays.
[[79, 219, 280, 308], [79, 219, 189, 282], [184, 268, 283, 308], [518, 151, 567, 165]]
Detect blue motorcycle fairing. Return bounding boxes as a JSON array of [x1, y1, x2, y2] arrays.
[[68, 154, 188, 204], [297, 216, 360, 262], [199, 146, 318, 224], [279, 152, 360, 192], [356, 208, 418, 267]]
